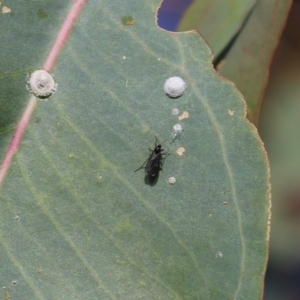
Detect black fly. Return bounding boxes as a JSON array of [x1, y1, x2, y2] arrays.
[[135, 138, 169, 178]]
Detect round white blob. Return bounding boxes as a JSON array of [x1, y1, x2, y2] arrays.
[[215, 251, 223, 258], [173, 123, 183, 133], [164, 76, 186, 98], [171, 123, 183, 139], [168, 177, 176, 185], [172, 108, 179, 115], [28, 70, 57, 97]]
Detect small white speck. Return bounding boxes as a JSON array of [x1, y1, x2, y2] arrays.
[[164, 76, 186, 98], [215, 251, 223, 258], [123, 56, 127, 59], [173, 124, 182, 133], [11, 280, 17, 285], [172, 123, 183, 139], [158, 58, 161, 61], [172, 108, 179, 115], [14, 215, 20, 221], [168, 177, 176, 185]]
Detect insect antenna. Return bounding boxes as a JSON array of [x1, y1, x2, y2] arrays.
[[158, 138, 169, 146]]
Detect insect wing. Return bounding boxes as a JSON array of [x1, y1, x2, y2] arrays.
[[145, 152, 161, 177], [135, 138, 169, 178]]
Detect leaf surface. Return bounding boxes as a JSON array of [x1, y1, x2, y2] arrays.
[[0, 0, 269, 299]]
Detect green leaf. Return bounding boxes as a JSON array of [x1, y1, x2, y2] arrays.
[[0, 0, 269, 299], [218, 0, 292, 124], [176, 0, 256, 56]]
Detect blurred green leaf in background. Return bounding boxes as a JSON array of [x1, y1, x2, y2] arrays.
[[177, 0, 256, 58], [259, 3, 300, 299]]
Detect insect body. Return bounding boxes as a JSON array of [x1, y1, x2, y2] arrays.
[[135, 138, 169, 178]]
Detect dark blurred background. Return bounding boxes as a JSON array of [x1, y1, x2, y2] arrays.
[[157, 1, 300, 299]]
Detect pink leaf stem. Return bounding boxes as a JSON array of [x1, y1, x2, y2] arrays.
[[0, 0, 86, 188], [43, 0, 86, 72]]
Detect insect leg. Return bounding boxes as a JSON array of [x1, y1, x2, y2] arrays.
[[134, 157, 149, 172], [159, 152, 170, 171]]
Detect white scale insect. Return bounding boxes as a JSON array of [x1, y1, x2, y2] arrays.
[[27, 70, 57, 98], [164, 76, 186, 98]]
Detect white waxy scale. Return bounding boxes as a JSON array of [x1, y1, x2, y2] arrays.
[[164, 76, 186, 98], [27, 70, 57, 97], [168, 177, 176, 185]]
